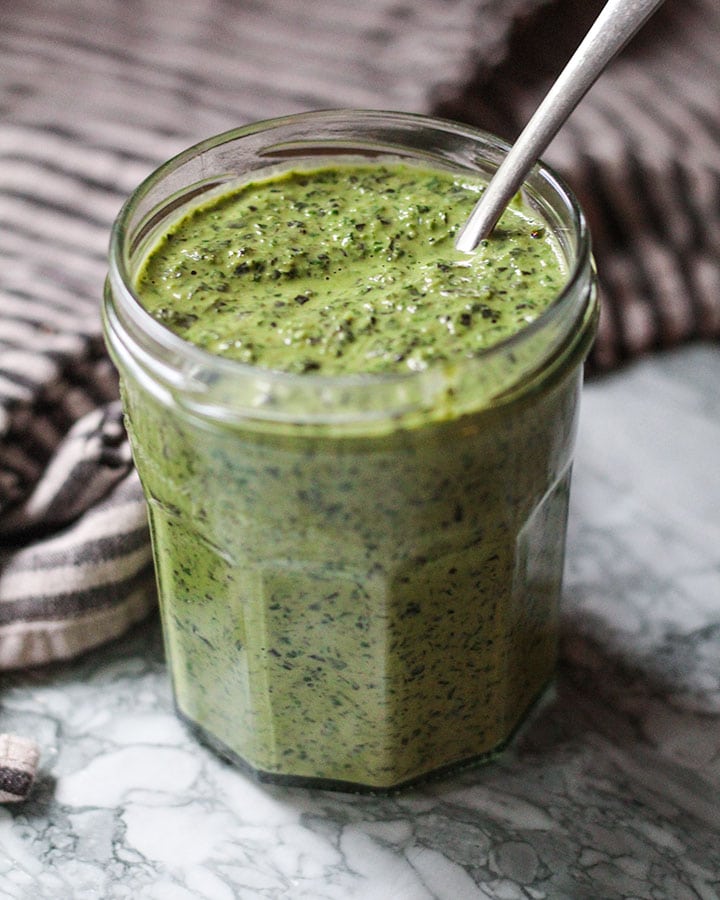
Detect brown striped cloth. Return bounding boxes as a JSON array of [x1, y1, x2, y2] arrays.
[[0, 733, 40, 803], [1, 0, 719, 676]]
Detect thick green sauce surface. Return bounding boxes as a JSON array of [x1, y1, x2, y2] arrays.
[[136, 162, 566, 375]]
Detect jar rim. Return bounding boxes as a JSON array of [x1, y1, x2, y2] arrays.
[[105, 109, 596, 426]]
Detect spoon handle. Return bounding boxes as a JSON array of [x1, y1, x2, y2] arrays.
[[455, 0, 666, 252]]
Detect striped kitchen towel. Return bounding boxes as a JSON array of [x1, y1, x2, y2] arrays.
[[1, 0, 719, 671]]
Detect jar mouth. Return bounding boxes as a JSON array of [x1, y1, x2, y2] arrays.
[[105, 109, 595, 426]]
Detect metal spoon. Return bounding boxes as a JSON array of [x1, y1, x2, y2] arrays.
[[455, 0, 666, 253]]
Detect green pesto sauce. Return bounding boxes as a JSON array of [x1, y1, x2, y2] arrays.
[[122, 160, 583, 790], [136, 162, 566, 375]]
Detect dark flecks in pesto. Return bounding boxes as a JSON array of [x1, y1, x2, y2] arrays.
[[136, 163, 567, 375], [121, 159, 585, 790]]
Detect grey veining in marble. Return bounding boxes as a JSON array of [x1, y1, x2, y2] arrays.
[[1, 344, 719, 900]]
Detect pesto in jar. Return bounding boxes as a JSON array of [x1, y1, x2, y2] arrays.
[[136, 163, 565, 374], [123, 160, 581, 790]]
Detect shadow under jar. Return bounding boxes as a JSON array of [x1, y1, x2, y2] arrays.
[[103, 110, 597, 792]]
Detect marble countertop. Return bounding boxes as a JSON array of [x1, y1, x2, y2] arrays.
[[1, 343, 719, 900]]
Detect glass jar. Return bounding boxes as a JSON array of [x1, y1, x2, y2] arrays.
[[103, 110, 597, 792]]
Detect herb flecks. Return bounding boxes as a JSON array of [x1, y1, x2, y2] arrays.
[[136, 162, 566, 375]]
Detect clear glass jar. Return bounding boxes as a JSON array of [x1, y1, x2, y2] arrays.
[[103, 110, 597, 792]]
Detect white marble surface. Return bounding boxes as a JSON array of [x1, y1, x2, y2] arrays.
[[1, 343, 719, 900]]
